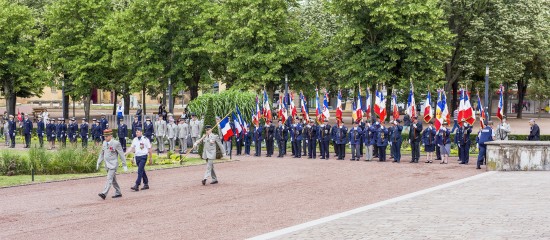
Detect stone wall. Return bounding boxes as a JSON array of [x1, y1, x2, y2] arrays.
[[486, 140, 550, 171]]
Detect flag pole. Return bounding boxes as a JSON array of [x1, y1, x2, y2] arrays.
[[182, 110, 233, 164]]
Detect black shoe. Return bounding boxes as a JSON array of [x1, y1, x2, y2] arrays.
[[130, 185, 139, 191], [459, 162, 465, 164], [98, 193, 106, 200], [141, 185, 149, 190], [112, 194, 122, 198], [410, 160, 414, 163], [320, 157, 325, 159], [211, 181, 218, 184], [202, 179, 206, 185], [476, 166, 481, 169]]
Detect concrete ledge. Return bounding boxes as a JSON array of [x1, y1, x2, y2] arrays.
[[486, 140, 550, 171]]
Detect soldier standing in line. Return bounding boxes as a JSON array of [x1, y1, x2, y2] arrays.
[[458, 119, 472, 165], [131, 115, 141, 139], [144, 117, 154, 142], [409, 116, 422, 163], [359, 118, 367, 158], [319, 119, 331, 160], [422, 121, 436, 163], [37, 116, 45, 148], [477, 121, 494, 169], [307, 121, 318, 159], [275, 119, 288, 158], [291, 119, 303, 158], [335, 121, 348, 160], [91, 119, 99, 146], [372, 120, 380, 158], [244, 125, 252, 156], [264, 121, 275, 157], [362, 120, 373, 161], [80, 118, 89, 148], [438, 122, 452, 164], [99, 114, 108, 141], [154, 115, 167, 153], [48, 118, 57, 149], [8, 115, 16, 148], [332, 120, 339, 158], [57, 118, 67, 148], [166, 118, 177, 152], [177, 118, 189, 154], [193, 125, 226, 186], [235, 121, 244, 156], [389, 120, 403, 163], [348, 121, 362, 161], [189, 114, 202, 153], [97, 129, 127, 200], [376, 121, 389, 162], [68, 118, 79, 146], [22, 114, 33, 148], [253, 123, 264, 157], [118, 118, 128, 152], [301, 119, 308, 157]]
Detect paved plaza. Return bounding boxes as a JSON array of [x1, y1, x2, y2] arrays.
[[254, 171, 550, 240]]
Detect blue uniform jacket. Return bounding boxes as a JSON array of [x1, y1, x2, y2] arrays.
[[254, 126, 264, 142], [318, 125, 331, 141], [436, 128, 451, 145], [348, 127, 362, 145], [369, 125, 379, 145], [389, 125, 403, 143], [456, 126, 472, 145], [8, 120, 16, 135], [56, 123, 67, 138], [305, 125, 318, 141], [275, 126, 288, 141], [118, 123, 128, 139], [409, 122, 423, 142], [144, 122, 154, 137], [422, 127, 437, 146], [100, 118, 108, 132], [23, 119, 33, 135], [80, 123, 89, 138], [37, 120, 45, 136], [132, 121, 142, 138], [335, 126, 348, 145], [244, 131, 252, 144], [291, 124, 303, 141], [376, 127, 389, 146], [478, 126, 493, 145]]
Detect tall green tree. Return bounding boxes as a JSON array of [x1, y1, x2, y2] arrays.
[[0, 0, 44, 115], [39, 0, 113, 120]]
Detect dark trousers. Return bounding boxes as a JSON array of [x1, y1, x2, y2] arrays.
[[359, 138, 364, 156], [293, 140, 302, 157], [337, 143, 346, 159], [378, 145, 387, 161], [24, 134, 31, 147], [320, 140, 329, 159], [291, 140, 295, 156], [61, 137, 67, 147], [10, 135, 15, 147], [411, 141, 420, 162], [460, 142, 471, 163], [373, 143, 379, 157], [254, 141, 262, 156], [477, 144, 486, 168], [135, 155, 149, 186], [266, 139, 274, 156], [308, 140, 317, 158], [436, 145, 441, 159], [236, 140, 243, 155], [82, 137, 88, 148], [277, 140, 286, 156], [119, 137, 127, 152], [38, 134, 44, 148], [391, 141, 401, 162], [244, 143, 251, 155], [333, 142, 339, 157]]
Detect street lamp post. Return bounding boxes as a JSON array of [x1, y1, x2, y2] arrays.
[[168, 78, 173, 113], [485, 65, 490, 121], [62, 79, 66, 119]]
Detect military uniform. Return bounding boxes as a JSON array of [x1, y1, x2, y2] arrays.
[[166, 120, 177, 152], [362, 123, 374, 161], [37, 118, 45, 148], [264, 123, 275, 157], [47, 119, 57, 149], [190, 116, 202, 153], [306, 123, 318, 159], [8, 116, 16, 148], [389, 121, 403, 163], [80, 119, 89, 148], [348, 124, 362, 161], [22, 116, 33, 148], [195, 128, 225, 185], [477, 125, 493, 169], [131, 119, 141, 139], [457, 124, 472, 164], [275, 122, 288, 157], [57, 118, 67, 147], [154, 117, 167, 153], [118, 120, 128, 152], [302, 121, 308, 157], [144, 119, 154, 142], [99, 115, 108, 141], [291, 123, 303, 158], [335, 124, 348, 160], [318, 122, 331, 159], [244, 129, 252, 155], [96, 130, 127, 199], [409, 120, 423, 163], [253, 125, 264, 156], [177, 119, 189, 154], [67, 119, 78, 144], [376, 124, 389, 161]]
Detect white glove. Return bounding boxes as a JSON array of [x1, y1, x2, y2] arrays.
[[394, 121, 398, 125], [123, 166, 128, 172], [381, 126, 385, 129], [438, 144, 441, 147], [306, 140, 308, 144], [389, 142, 392, 146], [476, 144, 479, 149], [408, 139, 410, 144]]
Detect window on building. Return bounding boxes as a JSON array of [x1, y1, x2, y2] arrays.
[[51, 86, 57, 93]]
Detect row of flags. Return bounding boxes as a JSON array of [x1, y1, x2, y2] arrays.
[[220, 83, 506, 140]]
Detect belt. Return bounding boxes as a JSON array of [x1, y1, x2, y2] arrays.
[[135, 155, 148, 158]]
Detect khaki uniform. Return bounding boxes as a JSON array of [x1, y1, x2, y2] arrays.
[[197, 133, 225, 181], [97, 139, 126, 195]]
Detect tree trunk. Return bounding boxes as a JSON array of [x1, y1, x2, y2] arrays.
[[124, 93, 130, 115], [3, 80, 16, 116], [83, 93, 91, 122], [189, 72, 200, 100], [516, 79, 528, 119], [142, 85, 147, 116], [386, 87, 392, 123], [451, 81, 459, 114], [112, 90, 118, 116], [63, 94, 69, 119]]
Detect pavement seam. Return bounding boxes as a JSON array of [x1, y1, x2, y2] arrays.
[[248, 171, 496, 240]]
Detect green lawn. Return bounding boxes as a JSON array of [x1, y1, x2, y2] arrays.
[[0, 157, 230, 188]]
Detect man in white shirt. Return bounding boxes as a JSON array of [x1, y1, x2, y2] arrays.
[[125, 128, 153, 191], [116, 101, 124, 122]]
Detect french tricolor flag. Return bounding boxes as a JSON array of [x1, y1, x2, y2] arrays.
[[219, 116, 234, 141]]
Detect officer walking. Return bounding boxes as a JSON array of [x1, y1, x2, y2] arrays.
[[193, 125, 226, 186], [335, 121, 348, 160], [349, 121, 362, 161], [319, 119, 331, 160], [126, 128, 152, 191], [389, 120, 403, 163], [264, 121, 275, 157], [22, 114, 33, 148], [118, 118, 128, 152], [275, 119, 288, 158], [97, 129, 127, 200], [177, 119, 189, 154], [306, 121, 318, 159], [422, 121, 436, 163], [80, 118, 89, 148], [8, 115, 16, 148], [376, 121, 389, 162], [37, 116, 45, 148], [409, 116, 423, 163], [457, 119, 472, 165], [477, 121, 495, 169], [291, 119, 303, 158], [253, 123, 263, 157]]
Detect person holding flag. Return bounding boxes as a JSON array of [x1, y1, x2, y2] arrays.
[[423, 91, 432, 123], [392, 94, 400, 121], [495, 85, 511, 141], [409, 116, 422, 163], [291, 117, 303, 158], [336, 90, 343, 123], [319, 119, 331, 160], [232, 113, 243, 155], [263, 90, 272, 122], [275, 119, 288, 157], [218, 116, 234, 156], [193, 125, 226, 185]]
